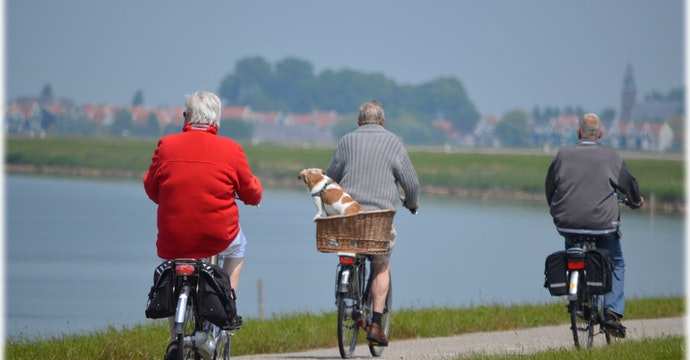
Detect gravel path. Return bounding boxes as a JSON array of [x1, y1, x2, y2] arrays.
[[231, 316, 684, 359]]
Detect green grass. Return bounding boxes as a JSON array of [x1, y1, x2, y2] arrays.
[[464, 336, 684, 359], [6, 296, 684, 360], [5, 137, 685, 205]]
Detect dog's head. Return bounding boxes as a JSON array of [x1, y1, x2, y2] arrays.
[[298, 168, 327, 189]]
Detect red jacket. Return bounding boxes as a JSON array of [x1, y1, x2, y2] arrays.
[[144, 124, 262, 259]]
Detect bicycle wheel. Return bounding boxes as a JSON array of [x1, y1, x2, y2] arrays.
[[368, 277, 392, 357], [337, 293, 360, 358], [569, 293, 595, 348], [212, 328, 231, 360], [176, 290, 202, 360]]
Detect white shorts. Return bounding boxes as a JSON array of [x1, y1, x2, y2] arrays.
[[218, 227, 247, 259]]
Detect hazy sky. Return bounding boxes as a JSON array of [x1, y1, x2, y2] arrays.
[[6, 0, 685, 116]]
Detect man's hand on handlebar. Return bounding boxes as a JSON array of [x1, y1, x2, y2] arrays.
[[399, 195, 418, 215]]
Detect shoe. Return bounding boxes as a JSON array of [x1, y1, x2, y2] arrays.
[[602, 310, 627, 338], [367, 323, 388, 346], [225, 315, 243, 330], [163, 340, 180, 360]]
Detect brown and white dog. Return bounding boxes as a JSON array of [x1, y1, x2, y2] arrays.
[[298, 168, 362, 219]]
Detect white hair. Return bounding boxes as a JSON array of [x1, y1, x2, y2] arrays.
[[185, 91, 221, 128]]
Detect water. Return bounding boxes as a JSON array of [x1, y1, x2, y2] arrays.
[[6, 174, 684, 340]]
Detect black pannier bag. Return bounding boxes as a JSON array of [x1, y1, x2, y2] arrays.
[[544, 250, 568, 296], [145, 260, 176, 319], [198, 263, 238, 329], [585, 248, 614, 295]]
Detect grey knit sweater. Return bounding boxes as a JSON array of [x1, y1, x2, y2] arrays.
[[326, 124, 419, 212], [545, 140, 642, 234]]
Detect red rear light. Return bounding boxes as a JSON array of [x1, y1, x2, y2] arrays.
[[339, 256, 356, 265], [567, 261, 585, 270], [176, 264, 196, 275]]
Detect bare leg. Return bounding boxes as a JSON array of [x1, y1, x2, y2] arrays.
[[371, 262, 390, 313], [223, 257, 244, 292]]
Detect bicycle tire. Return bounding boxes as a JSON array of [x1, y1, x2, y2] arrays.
[[180, 298, 203, 360], [212, 328, 231, 360], [368, 276, 392, 357], [337, 293, 359, 358], [569, 289, 595, 348]]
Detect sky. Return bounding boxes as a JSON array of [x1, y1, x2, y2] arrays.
[[5, 0, 686, 116]]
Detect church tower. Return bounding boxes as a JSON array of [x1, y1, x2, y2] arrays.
[[620, 64, 636, 121]]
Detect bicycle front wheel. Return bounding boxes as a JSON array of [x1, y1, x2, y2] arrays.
[[368, 278, 392, 357], [337, 293, 360, 358]]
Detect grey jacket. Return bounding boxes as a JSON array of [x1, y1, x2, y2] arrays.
[[545, 141, 642, 234], [326, 124, 419, 212]]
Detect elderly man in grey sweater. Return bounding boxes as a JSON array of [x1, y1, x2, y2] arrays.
[[545, 112, 643, 337], [327, 100, 419, 346]]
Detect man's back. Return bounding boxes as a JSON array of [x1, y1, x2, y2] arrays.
[[545, 141, 640, 234]]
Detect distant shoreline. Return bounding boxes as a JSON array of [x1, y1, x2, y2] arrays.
[[7, 164, 684, 214]]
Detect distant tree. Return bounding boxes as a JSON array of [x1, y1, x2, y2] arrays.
[[110, 108, 134, 137], [494, 109, 531, 147], [40, 84, 53, 99], [145, 112, 160, 137], [132, 90, 145, 107], [411, 77, 480, 134], [272, 57, 315, 112], [330, 115, 359, 140], [599, 108, 616, 125], [218, 119, 253, 141]]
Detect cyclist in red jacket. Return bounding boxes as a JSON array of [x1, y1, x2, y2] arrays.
[[144, 91, 262, 359]]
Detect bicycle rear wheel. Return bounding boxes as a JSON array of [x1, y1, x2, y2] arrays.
[[179, 298, 202, 360], [212, 328, 231, 360], [368, 277, 392, 357], [337, 293, 360, 358], [569, 293, 595, 348]]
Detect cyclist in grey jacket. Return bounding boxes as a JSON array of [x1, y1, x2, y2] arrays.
[[327, 100, 419, 346], [545, 112, 643, 337]]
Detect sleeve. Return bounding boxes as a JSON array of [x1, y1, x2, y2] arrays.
[[544, 158, 557, 205], [143, 140, 163, 204], [232, 146, 263, 206], [394, 146, 420, 210], [616, 161, 643, 209]]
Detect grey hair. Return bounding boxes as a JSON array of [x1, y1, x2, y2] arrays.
[[185, 91, 221, 128], [579, 113, 601, 139], [357, 100, 385, 125]]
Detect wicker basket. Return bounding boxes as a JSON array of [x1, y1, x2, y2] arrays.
[[315, 209, 396, 254]]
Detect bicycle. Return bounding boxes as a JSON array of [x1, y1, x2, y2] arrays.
[[335, 251, 392, 358], [546, 195, 628, 348], [314, 209, 399, 359], [168, 255, 237, 360], [563, 237, 619, 348]]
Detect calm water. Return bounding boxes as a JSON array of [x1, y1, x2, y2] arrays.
[[6, 174, 685, 339]]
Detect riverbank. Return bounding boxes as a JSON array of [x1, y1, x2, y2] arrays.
[[5, 163, 685, 213]]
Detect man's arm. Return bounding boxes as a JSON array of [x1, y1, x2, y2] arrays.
[[616, 161, 643, 209], [544, 160, 557, 205]]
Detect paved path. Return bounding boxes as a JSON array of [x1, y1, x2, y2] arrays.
[[231, 317, 684, 359]]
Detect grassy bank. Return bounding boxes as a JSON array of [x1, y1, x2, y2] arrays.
[[6, 297, 684, 359], [5, 137, 685, 209]]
